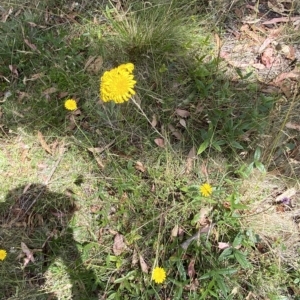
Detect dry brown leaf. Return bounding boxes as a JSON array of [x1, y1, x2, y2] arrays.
[[9, 65, 19, 77], [1, 7, 13, 22], [187, 259, 196, 279], [258, 38, 273, 53], [280, 44, 295, 60], [37, 131, 52, 155], [185, 147, 196, 175], [168, 124, 183, 140], [187, 147, 196, 159], [94, 155, 105, 169], [151, 114, 158, 127], [286, 122, 300, 131], [184, 278, 199, 292], [252, 63, 265, 70], [262, 16, 300, 25], [42, 87, 58, 95], [135, 161, 146, 172], [27, 72, 44, 81], [139, 254, 149, 273], [113, 233, 126, 256], [171, 224, 179, 237], [261, 48, 276, 68], [273, 71, 300, 84], [27, 22, 46, 28], [268, 0, 285, 14], [90, 204, 102, 213], [17, 91, 30, 102], [132, 248, 138, 266], [154, 138, 165, 148], [21, 242, 35, 267], [85, 56, 103, 74], [197, 207, 212, 226], [175, 108, 190, 118], [179, 118, 187, 128], [24, 39, 40, 53], [201, 161, 208, 176], [218, 242, 230, 249], [109, 229, 118, 235]]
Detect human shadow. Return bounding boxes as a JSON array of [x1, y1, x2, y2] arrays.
[[0, 183, 99, 300]]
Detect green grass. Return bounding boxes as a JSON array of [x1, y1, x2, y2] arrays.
[[0, 0, 300, 299]]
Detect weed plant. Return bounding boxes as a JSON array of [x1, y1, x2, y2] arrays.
[[0, 0, 299, 299]]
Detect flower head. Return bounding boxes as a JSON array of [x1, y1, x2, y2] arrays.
[[100, 63, 136, 104], [0, 249, 7, 261], [200, 183, 212, 197], [152, 267, 166, 284], [64, 99, 77, 111]]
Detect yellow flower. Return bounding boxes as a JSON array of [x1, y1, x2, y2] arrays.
[[100, 63, 136, 104], [200, 183, 212, 197], [0, 249, 7, 261], [64, 99, 77, 111], [152, 267, 166, 284]]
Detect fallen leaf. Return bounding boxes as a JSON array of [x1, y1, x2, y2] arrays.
[[151, 114, 158, 127], [21, 242, 35, 267], [37, 131, 52, 155], [132, 248, 138, 266], [27, 22, 46, 28], [262, 16, 300, 25], [286, 122, 300, 131], [179, 118, 187, 128], [187, 147, 196, 159], [42, 87, 58, 95], [87, 141, 115, 154], [261, 48, 276, 68], [9, 65, 19, 77], [273, 71, 300, 84], [85, 56, 103, 74], [58, 92, 69, 99], [200, 161, 208, 176], [90, 204, 102, 213], [280, 44, 295, 60], [113, 233, 126, 256], [1, 7, 13, 22], [185, 147, 196, 174], [135, 161, 146, 172], [197, 207, 212, 226], [268, 0, 285, 14], [27, 72, 44, 82], [175, 108, 190, 118], [187, 259, 196, 279], [258, 37, 273, 53], [218, 242, 230, 249], [94, 155, 105, 169], [139, 254, 149, 273], [24, 39, 40, 53], [17, 91, 30, 102], [171, 224, 179, 237], [184, 278, 199, 291], [168, 124, 183, 140], [154, 138, 165, 148]]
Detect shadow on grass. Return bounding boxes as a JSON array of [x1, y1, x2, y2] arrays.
[[0, 183, 99, 300]]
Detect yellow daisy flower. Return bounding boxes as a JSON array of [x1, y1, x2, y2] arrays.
[[100, 63, 137, 104], [64, 99, 77, 111], [200, 183, 212, 197], [0, 249, 7, 261], [152, 267, 166, 284]]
